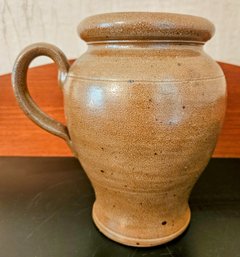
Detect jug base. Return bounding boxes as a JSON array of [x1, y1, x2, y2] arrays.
[[92, 208, 191, 247]]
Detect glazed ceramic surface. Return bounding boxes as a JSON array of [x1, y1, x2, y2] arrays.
[[12, 12, 226, 247]]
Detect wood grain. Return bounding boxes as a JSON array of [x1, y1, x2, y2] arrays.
[[0, 61, 239, 157], [214, 62, 240, 157]]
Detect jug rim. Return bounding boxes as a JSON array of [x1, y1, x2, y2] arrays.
[[78, 12, 215, 44]]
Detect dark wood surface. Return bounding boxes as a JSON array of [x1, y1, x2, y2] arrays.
[[0, 62, 239, 157], [0, 157, 239, 257]]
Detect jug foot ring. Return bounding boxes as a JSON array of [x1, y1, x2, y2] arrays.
[[92, 209, 191, 247]]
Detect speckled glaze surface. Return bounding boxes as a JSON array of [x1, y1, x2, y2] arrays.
[[12, 12, 226, 247]]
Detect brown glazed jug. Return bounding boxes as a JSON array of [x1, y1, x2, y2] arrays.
[[12, 13, 226, 247]]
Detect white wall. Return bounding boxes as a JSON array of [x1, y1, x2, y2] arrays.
[[1, 0, 240, 75]]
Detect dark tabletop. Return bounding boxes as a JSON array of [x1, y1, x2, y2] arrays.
[[0, 157, 239, 257]]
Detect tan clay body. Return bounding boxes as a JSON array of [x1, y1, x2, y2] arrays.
[[12, 13, 226, 247]]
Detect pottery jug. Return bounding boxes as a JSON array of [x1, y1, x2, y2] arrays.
[[12, 12, 226, 247]]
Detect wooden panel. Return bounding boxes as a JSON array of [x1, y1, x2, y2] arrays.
[[0, 62, 239, 157], [0, 63, 72, 156], [214, 62, 240, 157]]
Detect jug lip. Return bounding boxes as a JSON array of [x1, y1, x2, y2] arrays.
[[78, 12, 215, 44]]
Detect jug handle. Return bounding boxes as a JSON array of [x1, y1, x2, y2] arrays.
[[12, 43, 76, 155]]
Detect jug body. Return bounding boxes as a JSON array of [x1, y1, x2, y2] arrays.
[[12, 12, 227, 247], [64, 40, 226, 246]]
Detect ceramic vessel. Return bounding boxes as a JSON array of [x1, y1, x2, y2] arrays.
[[12, 12, 226, 247]]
